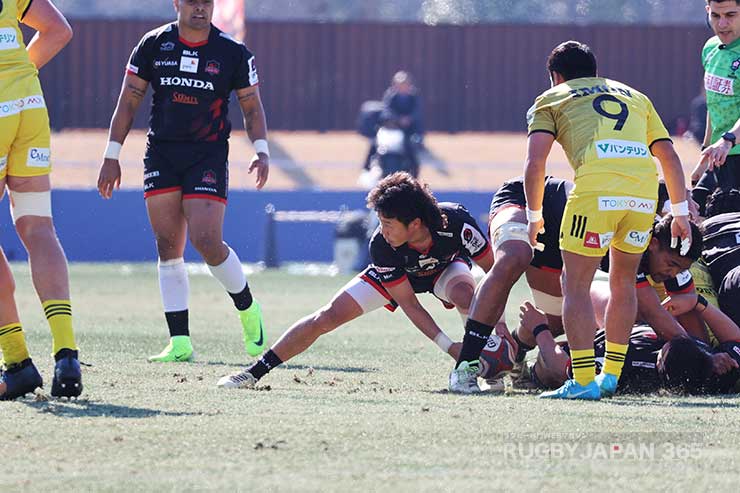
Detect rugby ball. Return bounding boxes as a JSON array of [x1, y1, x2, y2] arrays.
[[479, 334, 515, 380]]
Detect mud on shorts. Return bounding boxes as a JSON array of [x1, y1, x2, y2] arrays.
[[143, 140, 229, 203]]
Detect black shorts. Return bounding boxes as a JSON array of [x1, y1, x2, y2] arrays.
[[719, 265, 740, 329], [489, 178, 565, 272], [143, 140, 229, 203]]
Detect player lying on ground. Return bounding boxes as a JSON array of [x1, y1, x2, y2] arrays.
[[0, 0, 81, 398], [217, 172, 495, 389], [97, 0, 270, 362], [518, 301, 740, 395], [448, 175, 571, 393]]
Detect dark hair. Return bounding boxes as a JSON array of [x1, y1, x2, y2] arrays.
[[652, 214, 703, 261], [707, 0, 740, 5], [546, 41, 597, 81], [659, 337, 713, 394], [705, 188, 740, 218], [366, 172, 443, 230]]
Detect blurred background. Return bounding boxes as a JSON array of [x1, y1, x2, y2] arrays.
[[1, 0, 711, 266]]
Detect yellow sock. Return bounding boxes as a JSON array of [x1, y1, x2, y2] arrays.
[[571, 348, 595, 386], [42, 300, 77, 355], [603, 341, 629, 378], [0, 323, 31, 366]]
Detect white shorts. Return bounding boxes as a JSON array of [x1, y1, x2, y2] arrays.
[[345, 260, 476, 313]]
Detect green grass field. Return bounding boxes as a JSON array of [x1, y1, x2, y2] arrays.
[[6, 263, 740, 492]]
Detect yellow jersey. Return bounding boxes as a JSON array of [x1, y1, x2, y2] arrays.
[[0, 0, 36, 82], [527, 77, 670, 196]]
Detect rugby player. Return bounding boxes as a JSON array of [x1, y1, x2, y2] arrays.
[[0, 0, 81, 398], [524, 41, 692, 400], [97, 0, 269, 362], [691, 0, 740, 192], [519, 301, 740, 395], [217, 172, 494, 389], [450, 175, 571, 392]]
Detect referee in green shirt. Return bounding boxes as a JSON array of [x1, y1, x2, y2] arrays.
[[694, 1, 740, 191]]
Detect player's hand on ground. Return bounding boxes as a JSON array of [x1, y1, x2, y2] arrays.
[[710, 352, 739, 375], [97, 158, 122, 199], [661, 293, 699, 316], [670, 215, 692, 256], [249, 153, 269, 190], [700, 139, 733, 172], [527, 218, 545, 249]]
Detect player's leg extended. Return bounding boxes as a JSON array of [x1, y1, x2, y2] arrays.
[[598, 247, 643, 395], [182, 198, 264, 356], [0, 246, 43, 400], [452, 208, 531, 392], [146, 191, 192, 362], [217, 283, 368, 389]]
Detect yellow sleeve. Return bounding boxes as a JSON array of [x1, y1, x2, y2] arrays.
[[526, 94, 557, 136], [645, 97, 671, 146], [17, 0, 33, 21]]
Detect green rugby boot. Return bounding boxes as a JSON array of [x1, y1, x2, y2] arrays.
[[148, 336, 194, 363], [239, 301, 266, 357]]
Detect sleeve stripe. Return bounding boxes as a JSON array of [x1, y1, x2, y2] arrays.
[[21, 0, 35, 20], [382, 274, 408, 288], [649, 138, 673, 150], [636, 280, 651, 289], [472, 243, 492, 261], [528, 129, 556, 138], [667, 282, 695, 295]]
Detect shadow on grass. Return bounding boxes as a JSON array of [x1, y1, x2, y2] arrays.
[[21, 399, 203, 418], [198, 360, 379, 374], [608, 396, 740, 409]]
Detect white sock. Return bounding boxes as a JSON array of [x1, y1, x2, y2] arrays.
[[158, 258, 189, 312], [208, 246, 247, 294]]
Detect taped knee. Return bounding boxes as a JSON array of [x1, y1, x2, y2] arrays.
[[9, 190, 52, 224]]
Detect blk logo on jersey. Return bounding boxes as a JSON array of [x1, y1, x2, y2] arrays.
[[205, 60, 220, 76]]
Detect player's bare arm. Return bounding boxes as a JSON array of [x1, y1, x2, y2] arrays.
[[636, 286, 688, 340], [523, 132, 555, 247], [385, 279, 458, 359], [97, 73, 149, 199], [651, 140, 692, 253], [236, 85, 269, 190], [21, 0, 72, 70], [473, 247, 494, 273]]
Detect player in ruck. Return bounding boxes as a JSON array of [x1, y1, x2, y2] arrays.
[[217, 172, 495, 388], [97, 0, 269, 361]]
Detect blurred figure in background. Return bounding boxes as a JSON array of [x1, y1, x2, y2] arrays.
[[684, 87, 707, 146]]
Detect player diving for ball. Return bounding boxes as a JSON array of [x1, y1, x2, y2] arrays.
[[217, 172, 495, 388]]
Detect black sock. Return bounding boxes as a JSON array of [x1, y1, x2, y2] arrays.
[[511, 329, 535, 363], [457, 319, 495, 367], [229, 282, 254, 311], [165, 310, 189, 337], [248, 350, 283, 381]]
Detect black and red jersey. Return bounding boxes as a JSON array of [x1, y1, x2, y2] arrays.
[[126, 22, 258, 143], [369, 203, 491, 290]]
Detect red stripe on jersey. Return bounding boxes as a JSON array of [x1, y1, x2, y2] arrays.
[[537, 265, 563, 274], [667, 281, 695, 296], [472, 243, 492, 261], [183, 194, 227, 204], [144, 187, 182, 199], [179, 36, 208, 48], [636, 280, 651, 289]]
